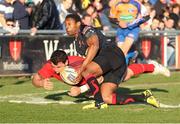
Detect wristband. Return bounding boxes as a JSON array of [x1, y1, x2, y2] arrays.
[[80, 85, 89, 93]]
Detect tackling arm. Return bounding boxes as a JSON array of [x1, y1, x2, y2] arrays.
[[80, 34, 99, 72], [75, 34, 99, 83]]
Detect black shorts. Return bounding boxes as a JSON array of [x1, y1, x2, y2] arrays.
[[93, 45, 127, 85]]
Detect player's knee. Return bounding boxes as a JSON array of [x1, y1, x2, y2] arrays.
[[101, 83, 117, 104], [102, 94, 112, 104]]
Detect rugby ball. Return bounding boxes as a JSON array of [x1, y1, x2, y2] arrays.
[[59, 66, 78, 86]]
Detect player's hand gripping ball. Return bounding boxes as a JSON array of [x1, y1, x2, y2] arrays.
[[59, 66, 78, 86]]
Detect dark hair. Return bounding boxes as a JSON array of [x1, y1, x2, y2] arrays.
[[6, 18, 15, 22], [65, 14, 82, 23], [50, 50, 68, 65]]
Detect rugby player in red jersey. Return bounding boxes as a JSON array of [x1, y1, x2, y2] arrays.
[[32, 48, 170, 109], [32, 50, 86, 90], [32, 49, 170, 91]]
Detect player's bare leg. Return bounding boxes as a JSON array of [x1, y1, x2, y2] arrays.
[[124, 68, 134, 81], [117, 37, 134, 56]]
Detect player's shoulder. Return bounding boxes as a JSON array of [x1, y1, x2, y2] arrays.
[[39, 60, 53, 71], [129, 0, 141, 10], [38, 60, 56, 79], [81, 25, 97, 38], [82, 25, 95, 34], [44, 60, 52, 67], [114, 0, 123, 7], [130, 0, 142, 6]]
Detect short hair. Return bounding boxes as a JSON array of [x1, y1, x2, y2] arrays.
[[65, 14, 82, 23], [6, 18, 14, 22], [50, 50, 68, 65]]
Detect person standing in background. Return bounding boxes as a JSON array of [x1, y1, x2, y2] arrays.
[[56, 0, 73, 30], [30, 0, 61, 35], [169, 4, 179, 29], [109, 0, 149, 64], [13, 0, 32, 29], [0, 0, 17, 34]]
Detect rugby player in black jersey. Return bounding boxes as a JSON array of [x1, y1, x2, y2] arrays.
[[65, 14, 160, 109]]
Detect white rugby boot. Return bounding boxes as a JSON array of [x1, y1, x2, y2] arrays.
[[147, 60, 170, 77]]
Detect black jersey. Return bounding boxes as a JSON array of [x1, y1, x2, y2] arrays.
[[75, 25, 116, 56], [75, 25, 126, 84]]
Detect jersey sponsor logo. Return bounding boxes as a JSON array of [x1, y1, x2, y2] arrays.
[[119, 15, 133, 20], [141, 39, 151, 58], [128, 8, 137, 13], [9, 40, 22, 61]]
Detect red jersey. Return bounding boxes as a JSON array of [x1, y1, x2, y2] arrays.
[[38, 56, 86, 85]]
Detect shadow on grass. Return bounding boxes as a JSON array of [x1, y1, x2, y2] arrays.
[[72, 87, 168, 104], [116, 87, 168, 94], [44, 90, 93, 103], [0, 85, 4, 88], [44, 92, 68, 101], [73, 93, 94, 103], [43, 87, 168, 103], [13, 78, 31, 85], [0, 77, 31, 87]]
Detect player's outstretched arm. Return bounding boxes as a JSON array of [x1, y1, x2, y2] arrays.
[[68, 84, 89, 97], [32, 73, 53, 90], [68, 76, 103, 97]]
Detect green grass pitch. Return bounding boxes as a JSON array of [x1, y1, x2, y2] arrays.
[[0, 72, 180, 123]]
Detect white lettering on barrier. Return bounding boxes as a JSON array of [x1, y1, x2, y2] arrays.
[[3, 62, 29, 70], [43, 40, 82, 60], [63, 41, 78, 56], [44, 40, 59, 60]]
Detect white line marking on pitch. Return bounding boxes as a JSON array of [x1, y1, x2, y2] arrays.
[[1, 94, 180, 108], [0, 90, 93, 105], [159, 103, 180, 108], [1, 83, 180, 108]]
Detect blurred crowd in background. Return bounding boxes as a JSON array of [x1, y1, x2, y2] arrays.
[[0, 0, 179, 66], [0, 0, 179, 33]]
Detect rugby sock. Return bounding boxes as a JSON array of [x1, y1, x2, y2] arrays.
[[128, 64, 154, 76], [112, 93, 145, 105], [85, 74, 104, 104]]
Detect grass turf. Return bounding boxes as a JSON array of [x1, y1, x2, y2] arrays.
[[0, 71, 180, 123]]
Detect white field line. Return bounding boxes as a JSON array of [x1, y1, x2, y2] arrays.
[[0, 82, 180, 108], [160, 103, 180, 108], [1, 93, 180, 108], [8, 99, 92, 105], [0, 90, 93, 105]]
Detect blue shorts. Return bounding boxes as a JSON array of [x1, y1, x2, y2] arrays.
[[116, 27, 140, 43]]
